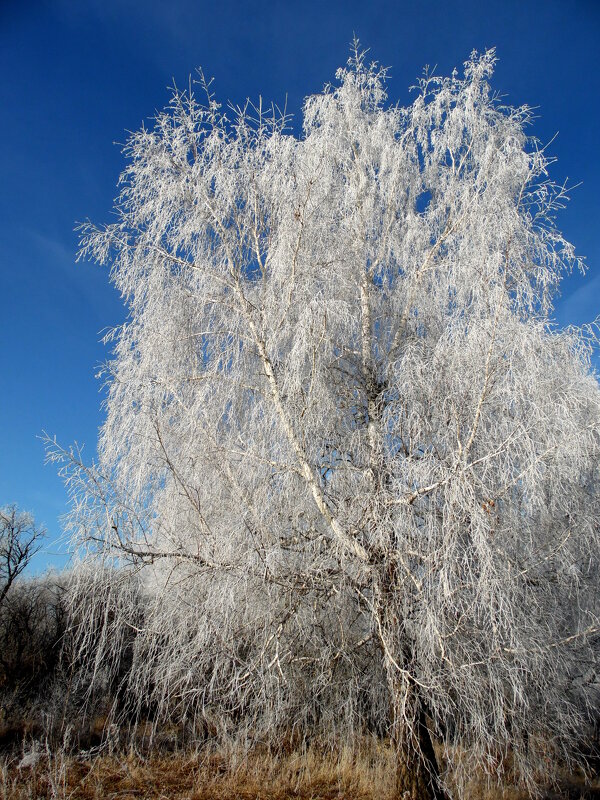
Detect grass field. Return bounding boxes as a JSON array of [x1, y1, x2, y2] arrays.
[[2, 740, 599, 800]]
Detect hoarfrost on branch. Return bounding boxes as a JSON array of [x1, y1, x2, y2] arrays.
[[50, 45, 600, 798]]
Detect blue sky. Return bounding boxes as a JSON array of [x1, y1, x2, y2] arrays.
[[1, 0, 598, 573]]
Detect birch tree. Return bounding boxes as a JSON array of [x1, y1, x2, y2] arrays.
[[53, 46, 600, 799]]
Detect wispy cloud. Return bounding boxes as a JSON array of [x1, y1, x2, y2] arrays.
[[555, 273, 600, 328], [26, 228, 121, 330]]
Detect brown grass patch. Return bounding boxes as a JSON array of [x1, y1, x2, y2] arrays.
[[2, 740, 598, 800], [1, 740, 397, 800]]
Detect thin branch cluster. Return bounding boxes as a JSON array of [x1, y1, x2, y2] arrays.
[[0, 505, 45, 607], [50, 46, 600, 794]]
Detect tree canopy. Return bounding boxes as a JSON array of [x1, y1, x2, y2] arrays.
[[53, 46, 600, 799]]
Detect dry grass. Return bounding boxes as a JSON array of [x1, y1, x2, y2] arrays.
[[0, 740, 397, 800], [1, 739, 598, 800]]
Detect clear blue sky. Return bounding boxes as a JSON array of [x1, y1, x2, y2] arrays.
[[1, 0, 598, 574]]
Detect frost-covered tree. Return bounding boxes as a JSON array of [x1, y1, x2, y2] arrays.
[[52, 45, 600, 799]]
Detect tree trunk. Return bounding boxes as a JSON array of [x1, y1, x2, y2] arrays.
[[395, 703, 446, 800], [389, 677, 446, 800], [374, 568, 446, 800]]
